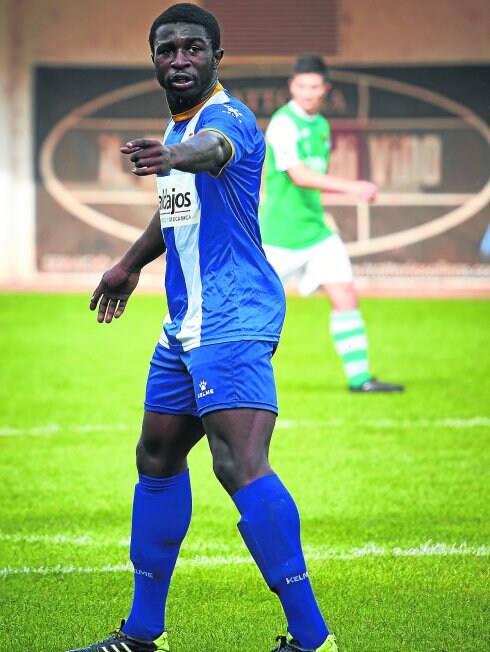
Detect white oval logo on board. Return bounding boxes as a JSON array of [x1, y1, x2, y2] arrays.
[[39, 70, 490, 257]]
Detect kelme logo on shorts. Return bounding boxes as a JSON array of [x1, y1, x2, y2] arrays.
[[197, 380, 215, 399]]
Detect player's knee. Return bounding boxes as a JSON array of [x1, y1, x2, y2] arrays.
[[326, 283, 358, 311], [136, 443, 164, 476], [213, 454, 260, 495], [212, 455, 238, 494], [135, 438, 186, 477], [213, 454, 271, 495]]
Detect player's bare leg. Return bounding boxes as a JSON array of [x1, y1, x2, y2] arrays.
[[120, 412, 204, 643], [137, 410, 205, 477], [66, 412, 204, 652], [205, 408, 330, 650], [203, 407, 275, 494], [321, 282, 404, 393], [320, 281, 358, 312]]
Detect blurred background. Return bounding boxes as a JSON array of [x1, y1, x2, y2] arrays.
[[1, 0, 489, 297]]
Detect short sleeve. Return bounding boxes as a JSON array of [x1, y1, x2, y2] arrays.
[[197, 103, 258, 168], [265, 114, 301, 171]]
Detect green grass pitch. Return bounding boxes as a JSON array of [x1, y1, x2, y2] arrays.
[[0, 292, 488, 651]]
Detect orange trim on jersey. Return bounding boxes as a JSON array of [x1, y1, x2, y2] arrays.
[[172, 83, 224, 122]]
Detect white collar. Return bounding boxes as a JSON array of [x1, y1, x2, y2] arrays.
[[288, 100, 318, 122]]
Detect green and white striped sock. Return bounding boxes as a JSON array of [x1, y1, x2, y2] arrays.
[[330, 309, 371, 388]]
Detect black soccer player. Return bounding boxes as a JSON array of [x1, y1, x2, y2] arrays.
[[65, 5, 340, 652]]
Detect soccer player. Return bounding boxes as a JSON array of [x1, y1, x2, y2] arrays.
[[260, 55, 404, 393], [66, 6, 339, 652]]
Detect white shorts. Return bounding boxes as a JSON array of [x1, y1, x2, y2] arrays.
[[263, 234, 353, 296]]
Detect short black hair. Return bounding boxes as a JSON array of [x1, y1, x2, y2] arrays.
[[292, 54, 329, 80], [149, 3, 221, 53]]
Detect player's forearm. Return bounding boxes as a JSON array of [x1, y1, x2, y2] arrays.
[[167, 130, 231, 173], [319, 174, 366, 195], [119, 210, 166, 273], [288, 164, 358, 194], [287, 164, 378, 201]]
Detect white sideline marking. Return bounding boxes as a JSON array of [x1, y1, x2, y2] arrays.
[[0, 423, 134, 437], [0, 542, 488, 577], [1, 417, 489, 437], [0, 533, 98, 546], [275, 417, 490, 429]]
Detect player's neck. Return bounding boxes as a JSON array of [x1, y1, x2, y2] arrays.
[[289, 100, 318, 121], [170, 82, 224, 122]]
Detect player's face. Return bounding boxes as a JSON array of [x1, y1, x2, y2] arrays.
[[288, 72, 331, 115], [151, 22, 223, 112]]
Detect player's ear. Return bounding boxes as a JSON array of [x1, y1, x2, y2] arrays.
[[323, 81, 332, 96], [213, 48, 224, 69]]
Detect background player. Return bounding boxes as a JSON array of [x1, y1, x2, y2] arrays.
[[260, 54, 404, 393], [66, 7, 339, 652]]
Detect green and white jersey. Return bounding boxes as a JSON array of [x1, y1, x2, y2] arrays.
[[260, 101, 334, 250]]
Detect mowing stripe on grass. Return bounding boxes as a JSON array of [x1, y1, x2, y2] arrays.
[[1, 417, 489, 437], [1, 543, 488, 577]]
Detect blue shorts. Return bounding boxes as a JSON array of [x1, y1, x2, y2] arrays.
[[144, 340, 278, 418]]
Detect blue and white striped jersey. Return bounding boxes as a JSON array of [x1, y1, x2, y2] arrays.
[[156, 85, 286, 351]]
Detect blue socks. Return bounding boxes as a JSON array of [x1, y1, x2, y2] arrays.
[[123, 471, 192, 641], [232, 474, 328, 650], [123, 471, 326, 647]]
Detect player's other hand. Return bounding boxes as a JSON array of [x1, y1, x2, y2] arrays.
[[90, 265, 141, 323], [355, 181, 378, 203], [121, 139, 172, 176]]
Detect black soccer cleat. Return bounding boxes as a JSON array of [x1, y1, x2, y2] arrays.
[[65, 620, 170, 652], [271, 633, 339, 651], [349, 377, 404, 393]]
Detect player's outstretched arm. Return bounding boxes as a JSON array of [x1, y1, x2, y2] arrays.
[[121, 131, 232, 176], [90, 209, 165, 323], [287, 162, 378, 202]]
